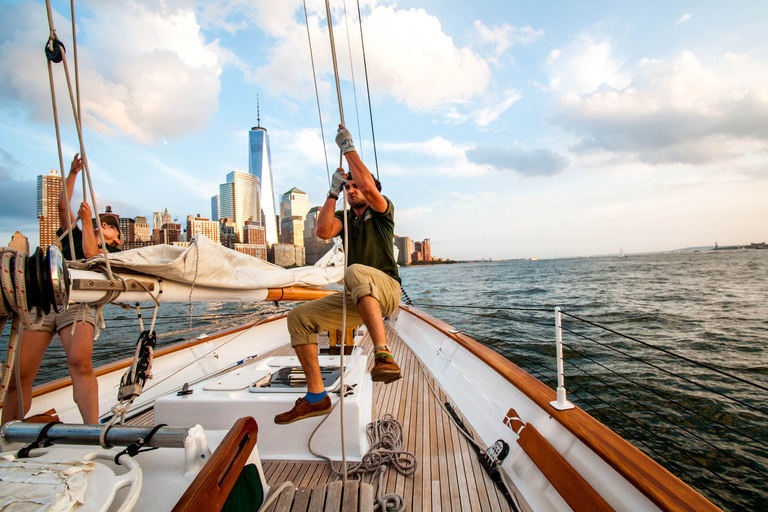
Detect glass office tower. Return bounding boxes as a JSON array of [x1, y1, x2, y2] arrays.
[[249, 124, 278, 245]]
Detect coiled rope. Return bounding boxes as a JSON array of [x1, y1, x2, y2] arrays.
[[0, 250, 46, 404], [308, 403, 416, 512]]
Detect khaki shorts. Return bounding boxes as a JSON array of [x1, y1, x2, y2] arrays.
[[287, 264, 401, 347], [28, 304, 97, 334]]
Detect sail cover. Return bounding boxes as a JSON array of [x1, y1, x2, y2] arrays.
[[68, 235, 345, 290]]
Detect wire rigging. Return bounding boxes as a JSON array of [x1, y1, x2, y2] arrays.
[[355, 0, 380, 180], [302, 0, 332, 187]]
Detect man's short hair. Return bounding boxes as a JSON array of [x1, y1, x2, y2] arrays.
[[373, 178, 382, 192]]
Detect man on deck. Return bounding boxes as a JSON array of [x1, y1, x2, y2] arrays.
[[275, 125, 402, 425]]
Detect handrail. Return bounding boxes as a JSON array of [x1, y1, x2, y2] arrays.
[[399, 304, 722, 512]]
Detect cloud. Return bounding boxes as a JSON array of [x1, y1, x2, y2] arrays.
[[674, 14, 691, 26], [0, 1, 223, 145], [554, 51, 768, 164], [248, 3, 491, 111], [0, 148, 37, 221], [474, 21, 543, 58], [465, 143, 569, 177], [545, 34, 630, 94]]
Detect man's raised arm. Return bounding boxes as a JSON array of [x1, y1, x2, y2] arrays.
[[335, 125, 387, 213]]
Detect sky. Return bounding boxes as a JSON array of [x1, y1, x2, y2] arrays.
[[1, 0, 767, 260]]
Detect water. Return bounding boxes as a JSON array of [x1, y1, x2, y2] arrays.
[[2, 250, 766, 510]]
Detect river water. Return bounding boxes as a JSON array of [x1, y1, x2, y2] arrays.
[[2, 249, 766, 511]]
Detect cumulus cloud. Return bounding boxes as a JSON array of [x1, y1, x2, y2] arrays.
[[0, 148, 37, 221], [465, 143, 569, 177], [545, 34, 630, 94], [0, 1, 223, 145], [248, 3, 491, 111], [554, 51, 768, 164]]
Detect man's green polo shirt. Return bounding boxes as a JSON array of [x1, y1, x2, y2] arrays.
[[335, 196, 400, 284]]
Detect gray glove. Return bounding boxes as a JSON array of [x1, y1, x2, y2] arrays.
[[335, 125, 356, 154], [327, 168, 347, 200]]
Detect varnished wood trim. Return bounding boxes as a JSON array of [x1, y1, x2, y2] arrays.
[[399, 305, 722, 512], [518, 424, 614, 512], [172, 416, 259, 512]]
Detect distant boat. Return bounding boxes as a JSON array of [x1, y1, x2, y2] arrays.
[[618, 248, 628, 258]]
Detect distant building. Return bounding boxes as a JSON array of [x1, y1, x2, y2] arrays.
[[186, 214, 220, 244], [244, 220, 267, 245], [413, 238, 432, 263], [153, 209, 172, 231], [394, 236, 413, 266], [154, 223, 181, 244], [303, 206, 334, 264], [219, 217, 239, 249], [37, 169, 62, 249], [117, 216, 135, 244], [134, 216, 151, 242], [210, 194, 220, 222], [8, 232, 29, 253], [248, 106, 279, 245], [269, 243, 305, 267], [219, 171, 260, 242], [279, 187, 311, 246], [234, 243, 268, 261]]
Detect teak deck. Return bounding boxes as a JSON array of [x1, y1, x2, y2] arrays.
[[258, 326, 514, 512], [130, 325, 514, 512]]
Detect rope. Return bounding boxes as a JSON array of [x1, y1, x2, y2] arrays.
[[355, 0, 380, 180], [561, 310, 768, 396], [43, 0, 114, 279], [0, 249, 45, 405], [302, 0, 331, 187], [308, 408, 416, 512], [342, 0, 364, 160]]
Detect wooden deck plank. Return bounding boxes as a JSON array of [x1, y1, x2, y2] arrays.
[[292, 487, 312, 512], [256, 325, 512, 512], [308, 484, 326, 512], [325, 480, 343, 512]]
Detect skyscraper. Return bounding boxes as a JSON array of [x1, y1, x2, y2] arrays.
[[219, 171, 259, 242], [211, 195, 220, 222], [249, 106, 278, 245], [279, 188, 311, 246], [186, 214, 220, 243], [37, 169, 62, 249]]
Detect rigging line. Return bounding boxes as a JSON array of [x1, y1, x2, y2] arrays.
[[561, 310, 768, 395], [325, 0, 351, 483], [561, 377, 715, 488], [417, 304, 556, 328], [562, 342, 768, 477], [411, 302, 553, 313], [302, 0, 331, 187], [561, 324, 768, 417], [44, 1, 76, 259], [342, 0, 364, 160], [562, 338, 768, 453], [355, 0, 379, 180], [561, 372, 716, 492], [69, 0, 80, 139]]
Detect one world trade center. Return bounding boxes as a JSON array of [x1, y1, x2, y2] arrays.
[[249, 116, 278, 245]]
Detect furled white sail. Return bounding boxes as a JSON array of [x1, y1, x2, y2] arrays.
[[69, 235, 344, 290]]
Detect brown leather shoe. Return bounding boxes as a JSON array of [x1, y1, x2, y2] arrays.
[[371, 355, 402, 384], [274, 395, 332, 425]]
